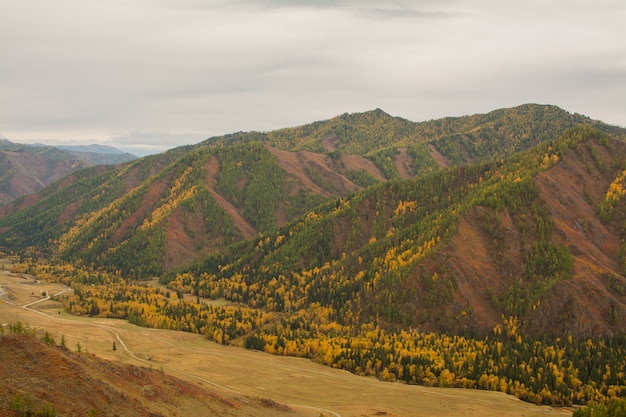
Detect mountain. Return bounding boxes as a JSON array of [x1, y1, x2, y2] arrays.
[[176, 124, 626, 339], [0, 104, 591, 268], [0, 333, 294, 417], [0, 139, 136, 164], [0, 149, 88, 205], [0, 104, 624, 340], [55, 144, 128, 154], [0, 139, 136, 204], [54, 144, 137, 165]]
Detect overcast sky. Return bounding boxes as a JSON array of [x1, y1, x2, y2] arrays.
[[1, 0, 625, 156]]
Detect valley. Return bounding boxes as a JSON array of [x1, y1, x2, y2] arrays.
[[1, 105, 625, 415], [0, 270, 569, 417]]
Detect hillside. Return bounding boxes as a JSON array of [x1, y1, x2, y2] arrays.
[[0, 150, 88, 205], [163, 124, 626, 340], [0, 333, 295, 417], [0, 139, 136, 204], [0, 104, 595, 275]]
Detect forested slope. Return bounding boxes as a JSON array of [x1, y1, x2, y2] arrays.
[[0, 104, 594, 276], [165, 124, 626, 339]]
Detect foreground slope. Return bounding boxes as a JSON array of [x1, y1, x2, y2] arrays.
[[0, 333, 297, 417], [0, 104, 593, 276]]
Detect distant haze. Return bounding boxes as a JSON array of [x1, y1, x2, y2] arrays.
[[55, 144, 131, 155], [1, 0, 625, 155]]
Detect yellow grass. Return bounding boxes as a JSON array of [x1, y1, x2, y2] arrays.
[[0, 271, 572, 417]]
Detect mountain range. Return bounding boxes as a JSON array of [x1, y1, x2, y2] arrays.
[[0, 103, 625, 342], [0, 139, 136, 204]]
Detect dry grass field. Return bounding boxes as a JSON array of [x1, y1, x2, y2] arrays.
[[0, 271, 572, 417]]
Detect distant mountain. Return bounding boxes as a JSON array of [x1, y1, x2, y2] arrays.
[[0, 139, 136, 204], [0, 148, 90, 205], [55, 144, 128, 154], [0, 104, 624, 340]]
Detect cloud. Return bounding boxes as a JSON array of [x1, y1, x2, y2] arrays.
[[1, 0, 625, 152]]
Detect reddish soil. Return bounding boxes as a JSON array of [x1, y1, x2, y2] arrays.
[[268, 145, 385, 196], [393, 148, 415, 179], [428, 205, 525, 334], [164, 205, 211, 271], [204, 156, 256, 239], [268, 147, 332, 196], [529, 140, 626, 336], [56, 197, 84, 225], [535, 147, 620, 273], [433, 137, 626, 338], [0, 334, 295, 417], [428, 144, 449, 168], [339, 154, 386, 181]]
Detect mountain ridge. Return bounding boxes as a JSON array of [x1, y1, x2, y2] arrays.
[[0, 104, 593, 272], [0, 104, 624, 340]]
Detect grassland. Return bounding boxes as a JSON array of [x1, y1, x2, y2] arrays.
[[0, 271, 572, 417]]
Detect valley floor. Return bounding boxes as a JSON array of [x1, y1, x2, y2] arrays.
[[0, 271, 572, 417]]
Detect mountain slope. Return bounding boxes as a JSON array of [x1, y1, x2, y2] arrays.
[[164, 124, 626, 339], [0, 150, 88, 205], [0, 139, 136, 204], [0, 334, 294, 417], [0, 104, 595, 276]]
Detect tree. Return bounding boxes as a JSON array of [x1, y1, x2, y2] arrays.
[[39, 401, 57, 417], [41, 331, 55, 345]]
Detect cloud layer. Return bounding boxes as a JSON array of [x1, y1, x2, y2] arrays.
[[1, 0, 625, 154]]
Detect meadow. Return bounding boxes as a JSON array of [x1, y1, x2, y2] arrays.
[[0, 271, 571, 417]]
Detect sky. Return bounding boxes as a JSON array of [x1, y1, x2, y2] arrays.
[[1, 0, 625, 156]]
